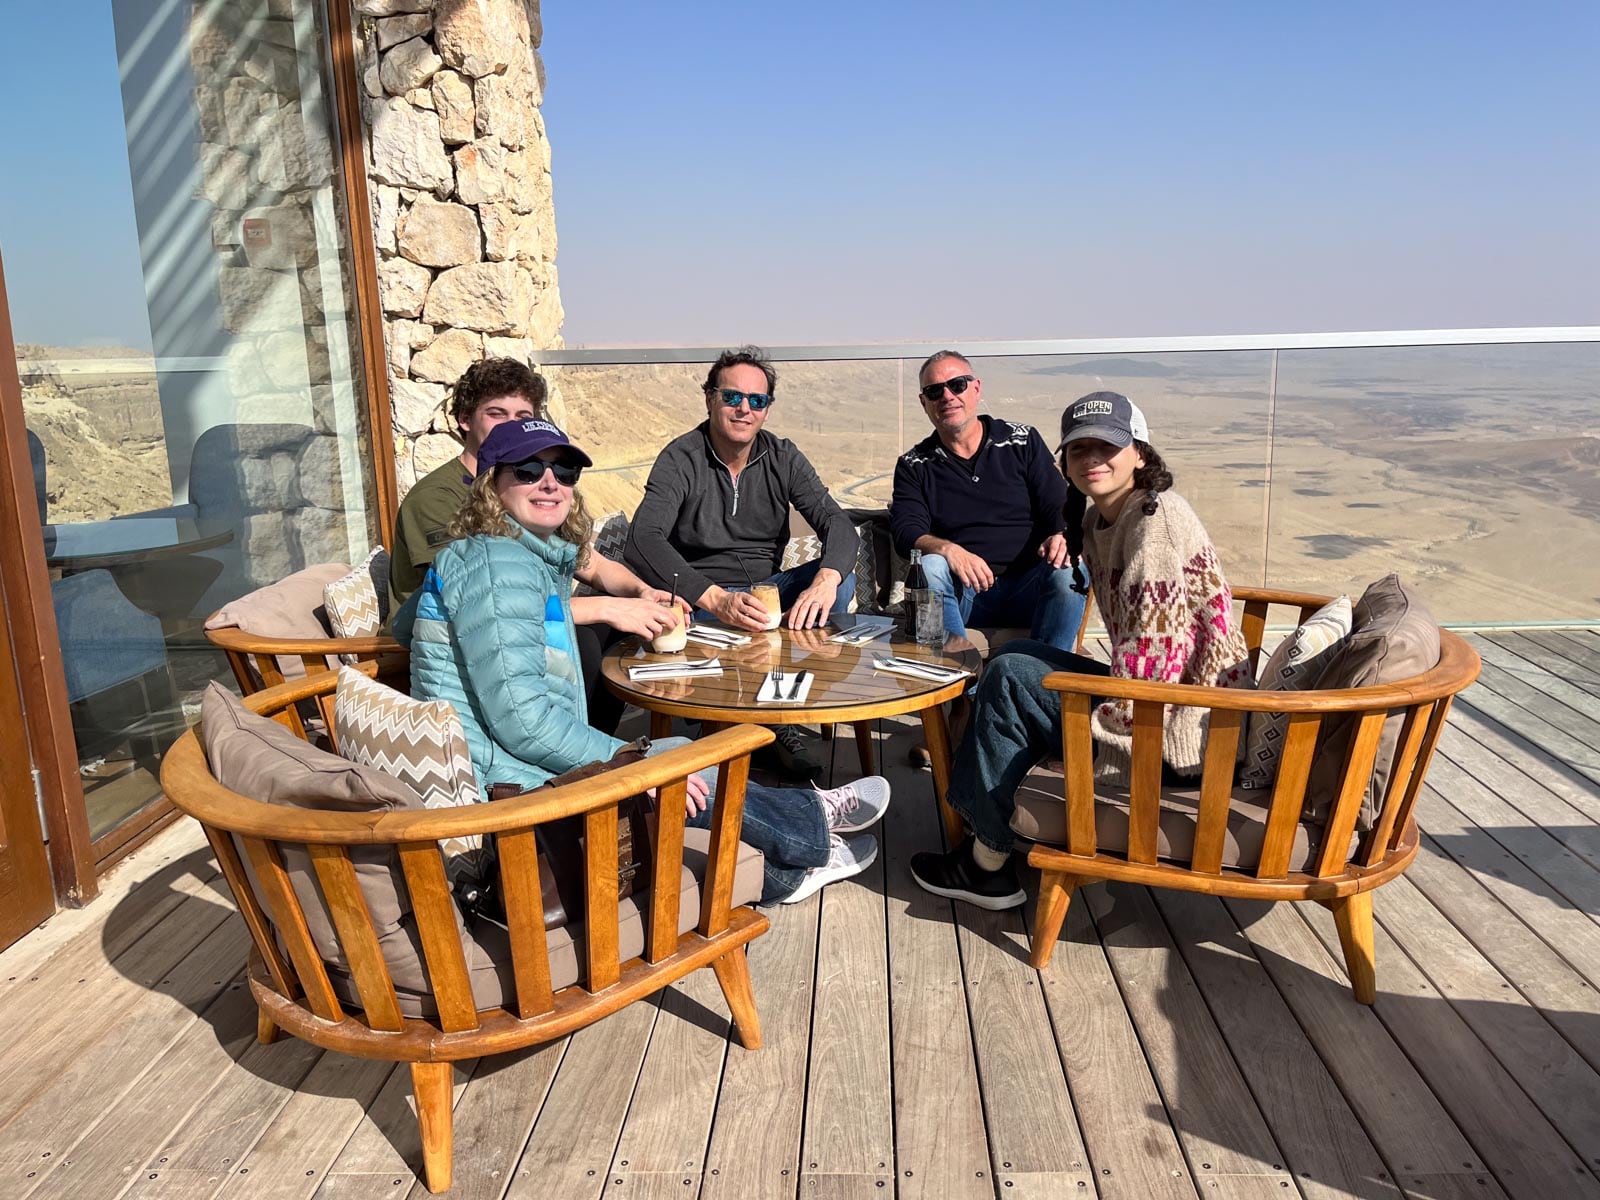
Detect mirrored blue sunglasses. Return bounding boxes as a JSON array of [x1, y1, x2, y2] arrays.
[[713, 387, 773, 411]]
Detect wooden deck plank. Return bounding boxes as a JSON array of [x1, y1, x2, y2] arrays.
[[1483, 633, 1600, 701], [1414, 788, 1600, 991], [419, 1044, 566, 1200], [1219, 898, 1504, 1191], [501, 994, 661, 1200], [198, 1052, 397, 1200], [1456, 659, 1600, 785], [313, 1061, 477, 1199], [1369, 875, 1600, 1166], [952, 904, 1088, 1191], [1404, 834, 1600, 1074], [799, 848, 893, 1194], [1038, 902, 1199, 1199], [1153, 890, 1401, 1200], [0, 915, 246, 1174], [1086, 884, 1295, 1188], [885, 748, 1001, 1200], [1445, 703, 1600, 828], [606, 965, 731, 1192], [1298, 900, 1600, 1200], [701, 895, 820, 1200], [1527, 629, 1600, 676]]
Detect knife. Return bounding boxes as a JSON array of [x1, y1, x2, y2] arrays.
[[787, 670, 809, 700]]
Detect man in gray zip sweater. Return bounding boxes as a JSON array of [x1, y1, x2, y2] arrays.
[[625, 346, 860, 777]]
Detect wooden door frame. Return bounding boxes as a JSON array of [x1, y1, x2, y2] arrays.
[[0, 249, 98, 905]]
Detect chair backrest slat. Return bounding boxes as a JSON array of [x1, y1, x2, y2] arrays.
[[494, 828, 555, 1018], [1127, 701, 1166, 865], [1358, 702, 1428, 867], [1314, 710, 1387, 878], [307, 844, 405, 1031], [700, 753, 752, 938], [584, 808, 622, 992], [1257, 713, 1321, 878], [240, 836, 345, 1022], [205, 826, 297, 998], [1389, 696, 1454, 848], [397, 843, 481, 1032], [1191, 709, 1244, 875], [648, 780, 689, 963], [1062, 693, 1097, 857], [1240, 600, 1269, 672], [255, 653, 289, 690]]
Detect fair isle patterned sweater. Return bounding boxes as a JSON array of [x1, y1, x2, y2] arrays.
[[1082, 489, 1253, 780]]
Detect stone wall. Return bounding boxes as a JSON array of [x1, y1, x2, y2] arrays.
[[352, 0, 565, 493]]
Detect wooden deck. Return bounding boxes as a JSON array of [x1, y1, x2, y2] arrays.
[[3, 630, 1600, 1200]]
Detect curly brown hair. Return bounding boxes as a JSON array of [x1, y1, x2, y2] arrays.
[[447, 469, 594, 570]]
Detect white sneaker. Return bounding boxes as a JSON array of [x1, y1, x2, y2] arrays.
[[780, 833, 878, 904], [813, 776, 892, 833]]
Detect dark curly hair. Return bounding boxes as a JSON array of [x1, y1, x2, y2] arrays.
[[449, 358, 547, 428], [703, 345, 777, 396], [1060, 440, 1175, 595]]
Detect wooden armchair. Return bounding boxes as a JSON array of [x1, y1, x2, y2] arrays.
[[161, 667, 773, 1192], [203, 623, 407, 738], [1027, 585, 1481, 1002]]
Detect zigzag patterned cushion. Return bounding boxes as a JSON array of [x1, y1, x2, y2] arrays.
[[1239, 595, 1353, 789], [334, 666, 486, 883], [575, 511, 630, 597], [780, 534, 821, 571], [324, 547, 391, 639]]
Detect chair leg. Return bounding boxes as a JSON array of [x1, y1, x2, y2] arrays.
[[1327, 892, 1377, 1004], [257, 1010, 279, 1044], [411, 1061, 454, 1193], [1030, 870, 1080, 969], [711, 946, 762, 1049], [852, 720, 876, 774]]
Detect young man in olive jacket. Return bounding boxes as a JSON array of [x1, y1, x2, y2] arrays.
[[624, 345, 859, 778]]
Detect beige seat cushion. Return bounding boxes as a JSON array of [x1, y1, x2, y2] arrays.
[[205, 562, 351, 680], [1009, 763, 1353, 874], [199, 683, 764, 1020], [1304, 575, 1441, 829]]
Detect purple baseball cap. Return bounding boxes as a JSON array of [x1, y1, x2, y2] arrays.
[[474, 418, 594, 479]]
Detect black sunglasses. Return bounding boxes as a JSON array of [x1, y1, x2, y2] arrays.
[[509, 459, 582, 487], [711, 387, 773, 411], [919, 374, 976, 404]]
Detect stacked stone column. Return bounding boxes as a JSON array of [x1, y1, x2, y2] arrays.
[[354, 0, 564, 491]]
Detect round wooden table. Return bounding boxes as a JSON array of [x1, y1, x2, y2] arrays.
[[602, 626, 981, 844]]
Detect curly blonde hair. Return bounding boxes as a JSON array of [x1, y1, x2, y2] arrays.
[[447, 468, 594, 569]]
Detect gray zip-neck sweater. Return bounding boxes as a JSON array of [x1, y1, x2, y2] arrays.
[[624, 422, 859, 604]]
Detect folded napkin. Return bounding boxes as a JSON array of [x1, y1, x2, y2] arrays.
[[627, 657, 723, 681], [828, 620, 894, 646], [685, 626, 751, 647], [872, 656, 969, 684], [756, 670, 815, 704]]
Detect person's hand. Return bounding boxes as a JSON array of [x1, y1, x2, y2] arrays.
[[640, 586, 693, 618], [787, 624, 842, 659], [706, 587, 770, 632], [684, 771, 712, 817], [786, 571, 839, 629], [942, 542, 995, 592], [1038, 532, 1069, 568], [601, 597, 679, 639]]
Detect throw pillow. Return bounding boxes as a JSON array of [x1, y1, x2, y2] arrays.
[[324, 546, 390, 639], [204, 562, 350, 681], [333, 665, 485, 884], [1239, 595, 1352, 789], [1303, 575, 1442, 831], [575, 511, 630, 597]]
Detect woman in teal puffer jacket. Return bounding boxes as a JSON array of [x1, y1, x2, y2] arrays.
[[394, 418, 890, 904]]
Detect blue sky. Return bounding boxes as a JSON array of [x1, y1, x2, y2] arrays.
[[1, 2, 1595, 349]]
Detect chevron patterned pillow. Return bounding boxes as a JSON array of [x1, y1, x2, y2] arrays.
[[334, 666, 486, 884], [324, 547, 391, 639], [574, 511, 631, 597], [1239, 595, 1353, 789]]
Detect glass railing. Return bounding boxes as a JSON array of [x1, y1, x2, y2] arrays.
[[542, 333, 1600, 626]]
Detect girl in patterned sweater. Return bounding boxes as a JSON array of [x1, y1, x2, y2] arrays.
[[911, 392, 1252, 910]]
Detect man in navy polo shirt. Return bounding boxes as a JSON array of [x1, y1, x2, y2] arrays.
[[890, 350, 1085, 651]]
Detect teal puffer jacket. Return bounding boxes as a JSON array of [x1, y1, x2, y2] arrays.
[[393, 523, 623, 793]]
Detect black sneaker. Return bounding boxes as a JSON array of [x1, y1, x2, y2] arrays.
[[909, 840, 1026, 910], [758, 725, 823, 780]]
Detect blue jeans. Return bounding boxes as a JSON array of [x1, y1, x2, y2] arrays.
[[648, 737, 829, 902], [946, 641, 1110, 854], [694, 559, 856, 626], [920, 554, 1085, 652]]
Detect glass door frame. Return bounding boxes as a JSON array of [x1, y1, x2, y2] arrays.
[[0, 2, 396, 903]]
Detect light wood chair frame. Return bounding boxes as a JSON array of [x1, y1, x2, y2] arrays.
[[204, 622, 407, 738], [1028, 585, 1482, 1003], [161, 666, 773, 1193]]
